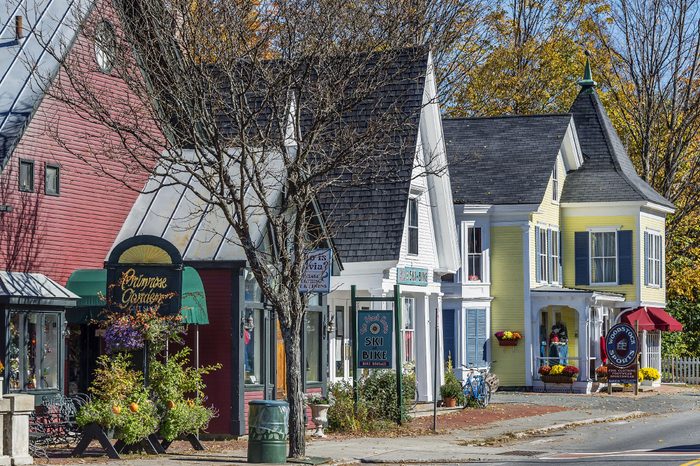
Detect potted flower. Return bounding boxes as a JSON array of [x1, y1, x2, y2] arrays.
[[640, 367, 661, 389], [595, 365, 608, 382], [440, 361, 464, 407], [305, 393, 331, 437], [495, 331, 522, 346], [468, 275, 480, 282]]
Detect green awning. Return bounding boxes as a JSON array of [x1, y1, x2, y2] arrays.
[[64, 267, 208, 325]]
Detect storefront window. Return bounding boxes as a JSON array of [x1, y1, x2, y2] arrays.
[[244, 308, 263, 385], [402, 298, 415, 364], [335, 306, 344, 378], [8, 311, 61, 391], [305, 312, 322, 383], [245, 271, 262, 302]]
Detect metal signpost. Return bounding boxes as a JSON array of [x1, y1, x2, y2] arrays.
[[351, 284, 403, 425], [605, 322, 640, 395]]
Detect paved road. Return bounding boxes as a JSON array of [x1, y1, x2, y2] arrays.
[[489, 409, 700, 465]]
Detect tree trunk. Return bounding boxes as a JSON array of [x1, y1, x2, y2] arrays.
[[283, 318, 305, 458]]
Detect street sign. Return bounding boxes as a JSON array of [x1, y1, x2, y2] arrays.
[[397, 267, 428, 286], [605, 323, 639, 368], [299, 248, 332, 293], [357, 310, 393, 368]]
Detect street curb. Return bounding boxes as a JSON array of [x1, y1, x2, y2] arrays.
[[461, 410, 648, 446]]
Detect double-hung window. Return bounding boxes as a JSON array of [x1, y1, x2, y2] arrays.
[[466, 227, 482, 281], [550, 230, 560, 284], [19, 159, 34, 192], [408, 198, 419, 255], [591, 231, 617, 284], [645, 232, 662, 287], [552, 164, 559, 202], [538, 228, 549, 282]]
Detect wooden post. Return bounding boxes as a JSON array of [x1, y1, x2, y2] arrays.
[[351, 285, 358, 412], [635, 321, 639, 396]]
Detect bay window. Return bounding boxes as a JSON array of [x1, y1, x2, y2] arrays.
[[645, 232, 662, 287]]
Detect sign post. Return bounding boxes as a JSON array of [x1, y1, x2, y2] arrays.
[[605, 322, 640, 395], [351, 284, 403, 425]]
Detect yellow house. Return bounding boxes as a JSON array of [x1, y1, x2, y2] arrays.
[[442, 60, 677, 391]]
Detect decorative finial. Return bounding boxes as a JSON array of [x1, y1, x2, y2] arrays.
[[578, 50, 597, 91]]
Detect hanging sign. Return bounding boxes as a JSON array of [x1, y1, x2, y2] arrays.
[[397, 267, 428, 286], [106, 235, 183, 315], [605, 323, 639, 368], [300, 248, 332, 293], [357, 310, 393, 368]]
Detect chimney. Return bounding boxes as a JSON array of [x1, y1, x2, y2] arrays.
[[15, 16, 23, 40]]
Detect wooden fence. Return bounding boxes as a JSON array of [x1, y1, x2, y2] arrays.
[[661, 358, 700, 384]]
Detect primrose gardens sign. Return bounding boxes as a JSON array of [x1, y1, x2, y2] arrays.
[[357, 310, 393, 368], [106, 235, 183, 316]]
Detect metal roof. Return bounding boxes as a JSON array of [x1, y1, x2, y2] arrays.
[[0, 270, 79, 306], [0, 0, 90, 165]]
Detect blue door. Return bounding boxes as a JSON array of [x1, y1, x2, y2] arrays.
[[442, 309, 456, 365]]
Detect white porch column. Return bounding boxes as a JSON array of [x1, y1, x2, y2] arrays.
[[641, 330, 648, 368], [415, 294, 432, 401], [576, 305, 589, 381], [431, 294, 445, 388]]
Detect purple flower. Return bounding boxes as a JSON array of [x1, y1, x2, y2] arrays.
[[104, 319, 144, 353]]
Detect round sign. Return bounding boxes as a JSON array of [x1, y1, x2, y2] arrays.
[[605, 323, 639, 368], [369, 322, 381, 335]]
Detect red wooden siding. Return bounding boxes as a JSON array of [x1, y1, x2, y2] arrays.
[[192, 268, 233, 435]]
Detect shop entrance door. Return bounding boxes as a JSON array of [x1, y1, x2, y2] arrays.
[[332, 301, 351, 381], [275, 320, 287, 398]]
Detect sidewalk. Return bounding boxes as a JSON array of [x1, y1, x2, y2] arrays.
[[47, 386, 700, 465]]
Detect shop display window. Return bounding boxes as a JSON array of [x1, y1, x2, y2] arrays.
[[305, 312, 322, 383], [8, 311, 61, 391], [244, 308, 263, 385]]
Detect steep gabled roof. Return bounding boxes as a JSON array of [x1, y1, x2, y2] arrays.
[[443, 114, 573, 205], [316, 47, 428, 263], [0, 0, 89, 166], [562, 85, 674, 209]]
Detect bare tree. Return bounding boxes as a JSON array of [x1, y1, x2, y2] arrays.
[[25, 0, 467, 456], [595, 0, 700, 232]]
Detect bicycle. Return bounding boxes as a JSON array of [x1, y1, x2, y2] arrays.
[[460, 363, 491, 408]]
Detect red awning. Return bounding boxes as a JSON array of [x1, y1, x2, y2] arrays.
[[620, 307, 657, 331], [646, 307, 683, 332]]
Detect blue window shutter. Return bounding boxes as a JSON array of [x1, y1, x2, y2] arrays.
[[465, 310, 476, 366], [558, 230, 563, 283], [575, 232, 589, 285], [535, 226, 541, 282], [618, 230, 633, 285], [546, 229, 553, 283], [477, 309, 487, 365], [643, 232, 649, 285]]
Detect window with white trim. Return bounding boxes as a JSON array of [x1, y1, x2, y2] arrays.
[[550, 230, 560, 283], [408, 198, 418, 255], [466, 226, 482, 281], [591, 231, 617, 284], [552, 163, 559, 202], [646, 232, 662, 287], [538, 228, 549, 282]]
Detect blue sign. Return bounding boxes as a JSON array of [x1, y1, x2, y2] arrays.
[[357, 310, 393, 368], [605, 323, 639, 368], [299, 249, 332, 293], [397, 267, 428, 286]]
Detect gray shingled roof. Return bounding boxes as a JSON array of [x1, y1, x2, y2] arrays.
[[562, 88, 674, 209], [443, 114, 573, 205], [316, 47, 428, 263], [0, 0, 89, 166]]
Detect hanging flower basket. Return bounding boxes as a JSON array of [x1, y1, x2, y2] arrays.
[[495, 331, 522, 346]]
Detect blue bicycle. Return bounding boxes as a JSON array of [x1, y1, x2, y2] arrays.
[[460, 364, 491, 408]]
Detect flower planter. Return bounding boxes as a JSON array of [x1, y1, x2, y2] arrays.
[[540, 374, 576, 384], [442, 397, 457, 408], [497, 339, 519, 346], [310, 404, 330, 437], [640, 379, 661, 389]]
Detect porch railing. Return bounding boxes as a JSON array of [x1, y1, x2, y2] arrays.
[[534, 356, 597, 382]]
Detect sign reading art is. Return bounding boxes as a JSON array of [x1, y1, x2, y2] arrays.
[[299, 249, 332, 293], [357, 310, 393, 368], [106, 235, 183, 316]]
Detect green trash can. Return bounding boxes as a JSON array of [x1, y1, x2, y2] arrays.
[[247, 400, 289, 463]]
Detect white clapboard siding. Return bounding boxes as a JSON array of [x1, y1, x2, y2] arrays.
[[662, 358, 700, 384]]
